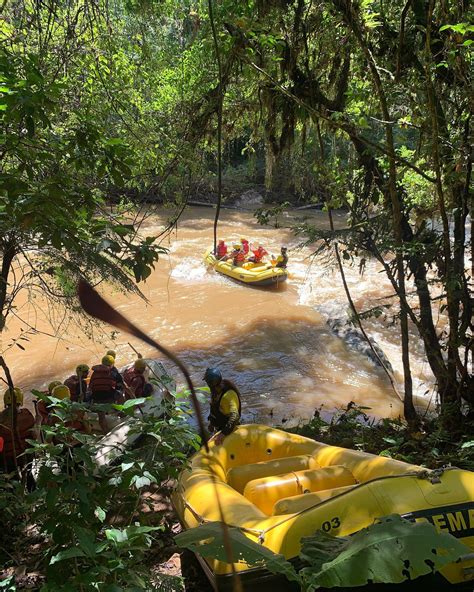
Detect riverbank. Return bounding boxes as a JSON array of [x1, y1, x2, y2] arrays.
[[1, 406, 472, 591]]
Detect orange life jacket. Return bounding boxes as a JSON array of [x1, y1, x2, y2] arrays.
[[89, 364, 116, 393]]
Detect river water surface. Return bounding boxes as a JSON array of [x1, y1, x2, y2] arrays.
[[1, 206, 436, 423]]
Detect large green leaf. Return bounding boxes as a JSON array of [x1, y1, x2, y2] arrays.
[[175, 522, 299, 583], [300, 514, 470, 590]]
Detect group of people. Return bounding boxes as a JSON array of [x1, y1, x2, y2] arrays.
[[216, 238, 288, 269], [0, 355, 243, 476], [0, 351, 154, 472]]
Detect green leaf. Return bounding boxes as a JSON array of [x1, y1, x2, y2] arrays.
[[299, 515, 470, 589], [121, 462, 135, 471], [74, 526, 97, 557], [95, 506, 106, 522], [131, 474, 151, 489], [106, 528, 129, 544], [460, 441, 474, 449], [439, 23, 474, 34], [50, 547, 86, 564], [175, 522, 299, 583], [122, 397, 147, 409]]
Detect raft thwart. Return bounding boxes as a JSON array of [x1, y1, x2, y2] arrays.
[[172, 424, 474, 591]]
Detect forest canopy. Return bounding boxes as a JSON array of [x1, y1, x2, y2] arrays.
[[1, 0, 472, 423]]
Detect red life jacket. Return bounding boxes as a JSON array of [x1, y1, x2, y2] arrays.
[[234, 250, 245, 263], [64, 375, 87, 402], [89, 364, 116, 393], [252, 247, 267, 262], [123, 367, 146, 397], [0, 408, 35, 461], [217, 243, 227, 258], [241, 240, 249, 254]]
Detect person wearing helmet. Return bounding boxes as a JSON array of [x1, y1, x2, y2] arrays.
[[216, 240, 228, 260], [240, 238, 250, 255], [48, 380, 62, 394], [0, 387, 35, 471], [275, 246, 288, 269], [35, 380, 62, 426], [50, 385, 91, 439], [123, 358, 149, 399], [249, 245, 268, 263], [88, 355, 119, 433], [105, 351, 125, 402], [230, 244, 245, 266], [204, 368, 241, 445], [64, 364, 89, 403], [51, 384, 70, 400]]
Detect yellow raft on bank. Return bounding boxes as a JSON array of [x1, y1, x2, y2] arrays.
[[205, 249, 287, 286], [172, 424, 474, 591]]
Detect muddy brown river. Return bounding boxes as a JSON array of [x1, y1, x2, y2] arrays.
[[1, 206, 436, 423]]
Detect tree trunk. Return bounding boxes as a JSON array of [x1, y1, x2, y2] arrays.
[[0, 237, 16, 332], [337, 0, 418, 426]]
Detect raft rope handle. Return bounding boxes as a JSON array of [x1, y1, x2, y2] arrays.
[[256, 467, 457, 541], [181, 467, 457, 548]]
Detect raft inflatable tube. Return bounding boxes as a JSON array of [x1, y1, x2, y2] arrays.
[[205, 249, 287, 286], [172, 424, 474, 591]]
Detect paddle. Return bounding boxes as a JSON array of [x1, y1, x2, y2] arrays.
[[78, 280, 242, 590], [77, 280, 209, 452]]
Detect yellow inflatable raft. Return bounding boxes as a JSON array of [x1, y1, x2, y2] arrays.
[[205, 250, 287, 286], [172, 424, 474, 591]]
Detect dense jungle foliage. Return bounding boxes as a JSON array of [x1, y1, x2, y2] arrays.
[[1, 0, 472, 424], [0, 0, 472, 589]]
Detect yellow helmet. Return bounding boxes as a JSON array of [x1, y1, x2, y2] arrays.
[[106, 350, 116, 359], [4, 387, 24, 406], [48, 380, 62, 394], [76, 364, 89, 376], [233, 244, 241, 250], [52, 384, 70, 400], [102, 355, 115, 366], [134, 358, 147, 371]]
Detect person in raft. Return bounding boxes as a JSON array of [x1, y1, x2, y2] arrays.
[[240, 237, 250, 255], [105, 350, 125, 403], [35, 380, 62, 426], [204, 368, 241, 445], [216, 240, 228, 259], [38, 384, 91, 443], [123, 357, 149, 399], [64, 364, 90, 402], [248, 244, 268, 263], [88, 355, 119, 433], [275, 246, 288, 269], [230, 244, 245, 266], [0, 387, 35, 473]]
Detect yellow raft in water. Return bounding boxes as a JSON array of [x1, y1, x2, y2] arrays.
[[172, 424, 474, 591], [205, 249, 287, 286]]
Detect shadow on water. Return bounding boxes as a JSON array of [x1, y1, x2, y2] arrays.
[[166, 316, 402, 427]]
